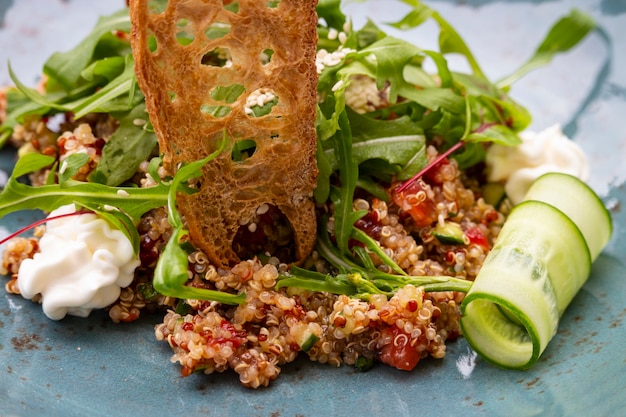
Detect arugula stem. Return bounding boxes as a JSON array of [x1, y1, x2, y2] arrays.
[[395, 140, 465, 193], [0, 209, 91, 246]]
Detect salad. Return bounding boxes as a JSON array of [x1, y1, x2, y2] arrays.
[[0, 0, 611, 389]]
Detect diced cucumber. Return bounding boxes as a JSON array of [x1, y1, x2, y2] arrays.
[[523, 172, 612, 261], [296, 326, 320, 352], [461, 201, 591, 369], [432, 221, 467, 245]]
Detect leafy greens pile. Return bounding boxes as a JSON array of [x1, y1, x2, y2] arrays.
[[0, 0, 594, 302]]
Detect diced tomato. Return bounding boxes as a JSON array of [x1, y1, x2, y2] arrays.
[[391, 179, 438, 228], [378, 326, 421, 371], [422, 157, 450, 185], [354, 209, 382, 240], [464, 226, 490, 250]]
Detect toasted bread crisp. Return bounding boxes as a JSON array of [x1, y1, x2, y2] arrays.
[[130, 0, 319, 266]]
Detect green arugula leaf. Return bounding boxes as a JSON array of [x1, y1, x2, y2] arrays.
[[0, 153, 168, 221], [81, 56, 126, 82], [497, 9, 595, 88], [152, 224, 246, 305], [329, 109, 360, 256], [58, 153, 90, 184], [71, 54, 136, 119], [43, 8, 131, 90], [357, 36, 422, 102], [393, 0, 487, 79], [77, 201, 141, 256], [89, 101, 157, 186]]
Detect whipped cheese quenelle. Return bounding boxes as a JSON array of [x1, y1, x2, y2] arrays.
[[17, 204, 140, 320], [486, 124, 590, 204]]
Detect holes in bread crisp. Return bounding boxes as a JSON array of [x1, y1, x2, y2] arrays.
[[168, 92, 177, 102], [267, 0, 281, 8], [201, 47, 232, 67], [175, 18, 194, 46], [205, 22, 231, 40], [222, 0, 239, 13], [201, 104, 232, 118], [260, 49, 274, 66], [244, 88, 278, 117], [147, 0, 167, 14], [148, 34, 158, 53], [210, 84, 245, 103], [201, 84, 245, 118], [231, 139, 257, 162], [232, 204, 296, 262]]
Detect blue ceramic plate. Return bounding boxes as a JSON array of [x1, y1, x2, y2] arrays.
[[1, 1, 624, 416]]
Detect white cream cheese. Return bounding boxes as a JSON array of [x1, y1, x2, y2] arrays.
[[486, 124, 590, 205], [17, 204, 140, 320]]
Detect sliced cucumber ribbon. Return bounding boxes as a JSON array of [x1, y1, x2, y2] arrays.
[[460, 173, 612, 370], [524, 172, 613, 262]]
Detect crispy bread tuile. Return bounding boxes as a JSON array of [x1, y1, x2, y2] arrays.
[[130, 0, 319, 267]]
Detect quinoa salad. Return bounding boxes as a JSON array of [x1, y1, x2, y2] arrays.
[[0, 0, 609, 390]]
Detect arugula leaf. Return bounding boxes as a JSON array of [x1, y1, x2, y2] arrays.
[[356, 36, 422, 102], [76, 201, 141, 256], [70, 55, 137, 119], [43, 8, 131, 91], [319, 108, 427, 181], [7, 63, 97, 113], [0, 153, 168, 221], [314, 138, 333, 204], [58, 153, 90, 184], [89, 101, 157, 186], [81, 56, 126, 82], [329, 109, 361, 256], [496, 9, 595, 89], [396, 84, 464, 113], [392, 0, 487, 79]]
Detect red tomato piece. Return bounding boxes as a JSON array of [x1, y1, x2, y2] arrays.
[[378, 326, 421, 371], [465, 226, 490, 250], [391, 179, 438, 228]]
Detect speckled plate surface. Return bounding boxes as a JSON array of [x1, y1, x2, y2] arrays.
[[1, 1, 625, 416]]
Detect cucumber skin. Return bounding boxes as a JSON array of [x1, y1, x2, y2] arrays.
[[460, 200, 591, 370], [524, 172, 613, 261]]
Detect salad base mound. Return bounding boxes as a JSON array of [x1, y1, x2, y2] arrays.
[[0, 119, 504, 386], [155, 260, 464, 388], [137, 150, 502, 386]]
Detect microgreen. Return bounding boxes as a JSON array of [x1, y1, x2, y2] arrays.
[[0, 209, 90, 247]]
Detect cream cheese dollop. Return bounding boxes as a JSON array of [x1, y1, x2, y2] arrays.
[[17, 204, 140, 320], [486, 124, 589, 204]]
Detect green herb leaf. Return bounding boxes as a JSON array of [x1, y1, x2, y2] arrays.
[[497, 9, 595, 88], [58, 153, 90, 184], [77, 201, 141, 256], [71, 54, 136, 119], [0, 153, 168, 221], [43, 8, 131, 91], [329, 109, 360, 255], [153, 225, 246, 305], [89, 100, 157, 186]]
